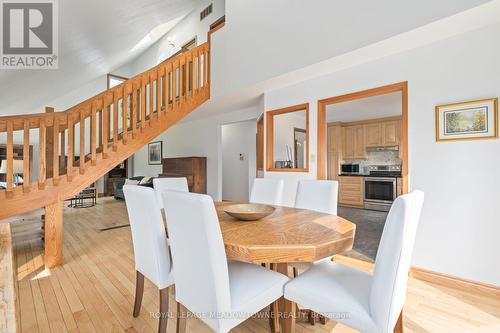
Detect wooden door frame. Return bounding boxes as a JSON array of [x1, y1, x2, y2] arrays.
[[317, 82, 409, 194]]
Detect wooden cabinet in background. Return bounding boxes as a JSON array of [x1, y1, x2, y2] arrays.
[[160, 157, 207, 194], [382, 120, 401, 146], [364, 123, 382, 147], [327, 152, 340, 181], [338, 176, 364, 208], [343, 125, 366, 160]]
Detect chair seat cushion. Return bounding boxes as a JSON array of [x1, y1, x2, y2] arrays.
[[284, 262, 379, 333], [229, 260, 289, 314]]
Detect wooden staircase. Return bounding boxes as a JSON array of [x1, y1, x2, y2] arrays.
[[0, 43, 210, 267]]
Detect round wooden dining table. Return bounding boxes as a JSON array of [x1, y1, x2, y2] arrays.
[[215, 201, 356, 333]]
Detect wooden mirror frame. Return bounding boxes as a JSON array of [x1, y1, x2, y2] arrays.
[[266, 103, 309, 172]]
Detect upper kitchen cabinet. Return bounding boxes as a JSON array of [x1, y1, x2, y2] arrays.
[[343, 125, 367, 160], [365, 123, 382, 147], [364, 117, 402, 148], [382, 120, 401, 146]]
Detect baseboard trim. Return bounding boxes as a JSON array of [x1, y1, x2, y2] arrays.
[[335, 255, 500, 298], [410, 267, 500, 298]]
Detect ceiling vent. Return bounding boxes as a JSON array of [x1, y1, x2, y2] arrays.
[[200, 3, 213, 21]]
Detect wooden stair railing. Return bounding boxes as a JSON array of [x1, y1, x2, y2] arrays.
[[0, 42, 210, 267]]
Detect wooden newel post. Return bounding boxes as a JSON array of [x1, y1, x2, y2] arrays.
[[44, 200, 63, 268]]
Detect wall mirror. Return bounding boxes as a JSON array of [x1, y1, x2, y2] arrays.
[[266, 103, 309, 172]]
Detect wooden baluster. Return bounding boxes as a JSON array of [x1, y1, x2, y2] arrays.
[[67, 114, 74, 181], [164, 65, 171, 111], [90, 102, 97, 165], [23, 120, 31, 192], [131, 82, 138, 138], [149, 73, 154, 124], [52, 115, 59, 184], [196, 49, 201, 94], [156, 69, 162, 119], [206, 45, 210, 87], [122, 86, 128, 144], [179, 58, 184, 104], [172, 62, 177, 110], [79, 109, 85, 174], [60, 127, 66, 171], [187, 52, 193, 97], [113, 90, 119, 151], [102, 96, 110, 158], [38, 119, 46, 189], [141, 77, 147, 130], [98, 101, 103, 150], [6, 121, 13, 192], [204, 47, 209, 88]]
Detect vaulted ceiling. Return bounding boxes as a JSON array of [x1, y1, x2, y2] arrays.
[[0, 0, 201, 116]]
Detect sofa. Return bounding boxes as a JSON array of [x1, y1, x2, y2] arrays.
[[113, 176, 154, 200]]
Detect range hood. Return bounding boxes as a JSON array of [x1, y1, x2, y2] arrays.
[[366, 146, 399, 152]]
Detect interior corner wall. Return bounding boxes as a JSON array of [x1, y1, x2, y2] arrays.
[[263, 23, 500, 286], [132, 105, 260, 200]]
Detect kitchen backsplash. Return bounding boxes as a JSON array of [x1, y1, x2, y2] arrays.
[[344, 150, 401, 173]]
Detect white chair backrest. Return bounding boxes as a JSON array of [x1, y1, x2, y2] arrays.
[[162, 191, 231, 332], [250, 178, 284, 205], [294, 180, 338, 215], [153, 177, 189, 208], [123, 185, 172, 289], [370, 190, 424, 332]]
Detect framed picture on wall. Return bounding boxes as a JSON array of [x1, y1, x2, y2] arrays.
[[148, 141, 163, 165], [436, 98, 498, 142]]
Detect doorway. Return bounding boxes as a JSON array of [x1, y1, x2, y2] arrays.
[[316, 82, 408, 261], [221, 120, 257, 201]]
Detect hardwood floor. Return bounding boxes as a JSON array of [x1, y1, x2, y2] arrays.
[[12, 198, 500, 333]]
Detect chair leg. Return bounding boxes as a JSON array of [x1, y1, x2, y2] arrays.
[[176, 302, 187, 333], [394, 310, 404, 333], [133, 271, 144, 317], [293, 267, 298, 277], [159, 287, 169, 333]]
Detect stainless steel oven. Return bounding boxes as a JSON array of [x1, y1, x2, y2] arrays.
[[364, 177, 397, 211], [363, 165, 401, 211]]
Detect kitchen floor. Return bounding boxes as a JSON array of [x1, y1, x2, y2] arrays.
[[338, 206, 387, 262]]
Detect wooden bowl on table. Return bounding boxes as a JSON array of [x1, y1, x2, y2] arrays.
[[223, 203, 276, 221]]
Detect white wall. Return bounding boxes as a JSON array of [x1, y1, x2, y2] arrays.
[[211, 0, 490, 98], [263, 23, 500, 286], [221, 120, 257, 201], [129, 0, 225, 74], [133, 105, 260, 200]]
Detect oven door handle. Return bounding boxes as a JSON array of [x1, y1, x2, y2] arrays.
[[364, 177, 396, 182]]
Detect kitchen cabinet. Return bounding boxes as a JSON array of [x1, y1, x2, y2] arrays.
[[382, 120, 401, 146], [364, 123, 382, 147], [364, 119, 402, 148], [327, 152, 340, 181], [343, 125, 366, 160], [327, 124, 342, 154], [338, 176, 364, 208]]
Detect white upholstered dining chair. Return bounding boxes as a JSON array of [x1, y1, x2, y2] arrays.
[[153, 177, 189, 208], [162, 190, 289, 333], [295, 179, 339, 215], [250, 178, 284, 205], [292, 179, 339, 274], [123, 185, 175, 333], [284, 190, 425, 333]]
